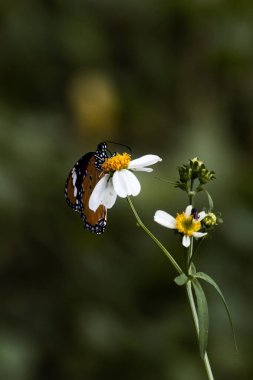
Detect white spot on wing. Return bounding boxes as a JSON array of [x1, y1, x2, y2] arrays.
[[72, 170, 77, 186]]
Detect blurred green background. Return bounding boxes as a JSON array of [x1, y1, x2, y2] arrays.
[[1, 0, 253, 379]]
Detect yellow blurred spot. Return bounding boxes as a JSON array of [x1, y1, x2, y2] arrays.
[[68, 72, 119, 137]]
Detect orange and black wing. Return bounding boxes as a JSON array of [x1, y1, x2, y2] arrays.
[[65, 142, 107, 234], [65, 152, 94, 213]]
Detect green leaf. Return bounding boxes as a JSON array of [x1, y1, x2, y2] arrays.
[[192, 279, 209, 359], [205, 190, 214, 211], [194, 272, 238, 351], [174, 273, 188, 286]]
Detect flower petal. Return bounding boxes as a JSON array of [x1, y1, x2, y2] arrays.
[[89, 174, 109, 211], [123, 170, 141, 196], [112, 169, 141, 197], [154, 210, 176, 229], [198, 211, 207, 221], [128, 155, 162, 171], [102, 178, 117, 208], [193, 232, 207, 239], [182, 235, 191, 247], [112, 171, 127, 198], [185, 205, 192, 217]]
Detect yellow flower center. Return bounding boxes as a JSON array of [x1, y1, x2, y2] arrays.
[[175, 212, 201, 236], [101, 153, 131, 172]]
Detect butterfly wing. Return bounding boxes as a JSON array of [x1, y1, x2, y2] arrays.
[[65, 152, 94, 212], [65, 142, 108, 234]]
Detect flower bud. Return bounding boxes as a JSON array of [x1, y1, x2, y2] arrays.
[[191, 157, 204, 170], [176, 158, 216, 192], [203, 213, 217, 227]]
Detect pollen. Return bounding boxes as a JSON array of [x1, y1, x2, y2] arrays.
[[101, 153, 131, 172], [176, 212, 201, 236]]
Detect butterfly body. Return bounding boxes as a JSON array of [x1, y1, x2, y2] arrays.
[[65, 143, 107, 234]]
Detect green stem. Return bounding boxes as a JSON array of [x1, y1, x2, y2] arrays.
[[186, 179, 194, 271], [186, 281, 214, 380], [127, 196, 183, 275], [187, 180, 214, 379], [188, 238, 205, 269], [189, 178, 194, 205]]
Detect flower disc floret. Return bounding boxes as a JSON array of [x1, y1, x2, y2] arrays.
[[101, 153, 131, 172], [176, 212, 201, 236]]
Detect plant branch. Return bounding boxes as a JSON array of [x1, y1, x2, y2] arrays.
[[127, 196, 183, 275]]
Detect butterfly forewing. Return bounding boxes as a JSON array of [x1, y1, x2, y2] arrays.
[[65, 152, 94, 212]]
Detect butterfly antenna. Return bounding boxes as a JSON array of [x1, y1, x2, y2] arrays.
[[106, 141, 132, 154]]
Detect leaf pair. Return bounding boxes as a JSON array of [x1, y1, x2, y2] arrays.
[[175, 271, 237, 359]]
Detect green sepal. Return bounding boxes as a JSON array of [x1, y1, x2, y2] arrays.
[[216, 212, 223, 224], [175, 181, 188, 192], [194, 271, 238, 351], [191, 279, 209, 359], [189, 262, 196, 275], [195, 184, 204, 193], [174, 272, 189, 286]]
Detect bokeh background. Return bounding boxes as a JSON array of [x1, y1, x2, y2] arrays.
[[1, 0, 253, 379]]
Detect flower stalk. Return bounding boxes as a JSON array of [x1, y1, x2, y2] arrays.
[[185, 179, 214, 379], [127, 196, 183, 275]]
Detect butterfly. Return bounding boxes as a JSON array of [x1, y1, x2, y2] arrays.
[[65, 142, 108, 234]]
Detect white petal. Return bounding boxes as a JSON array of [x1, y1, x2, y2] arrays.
[[182, 235, 191, 247], [128, 155, 162, 171], [102, 179, 117, 209], [193, 232, 207, 239], [89, 174, 109, 211], [154, 210, 176, 229], [123, 170, 141, 196], [112, 170, 131, 198], [198, 211, 207, 221], [185, 205, 192, 217]]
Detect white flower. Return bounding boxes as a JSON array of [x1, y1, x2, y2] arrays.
[[89, 153, 162, 211], [154, 205, 207, 248]]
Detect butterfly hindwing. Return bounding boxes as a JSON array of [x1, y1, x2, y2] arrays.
[[80, 155, 107, 233]]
